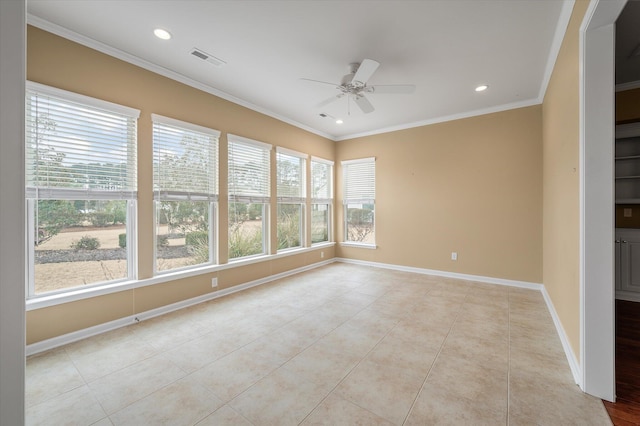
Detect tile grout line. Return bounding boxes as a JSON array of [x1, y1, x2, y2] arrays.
[[223, 280, 385, 424], [400, 284, 469, 426], [296, 284, 408, 425]]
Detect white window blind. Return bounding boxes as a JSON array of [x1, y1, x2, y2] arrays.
[[311, 157, 333, 203], [25, 82, 139, 200], [276, 147, 306, 203], [152, 114, 220, 201], [228, 135, 271, 203], [342, 157, 375, 203]]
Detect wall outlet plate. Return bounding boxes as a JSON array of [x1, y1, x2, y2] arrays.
[[451, 252, 458, 261], [211, 277, 218, 288]]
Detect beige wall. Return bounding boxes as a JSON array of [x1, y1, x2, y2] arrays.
[[541, 0, 589, 359], [336, 106, 543, 283], [26, 26, 335, 344]]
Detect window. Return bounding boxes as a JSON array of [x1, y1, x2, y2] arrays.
[[276, 148, 307, 251], [25, 82, 139, 296], [152, 115, 219, 272], [311, 157, 333, 244], [342, 157, 375, 245], [228, 135, 271, 259]]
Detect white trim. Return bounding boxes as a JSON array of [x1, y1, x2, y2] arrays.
[[26, 80, 140, 118], [616, 122, 640, 139], [616, 291, 640, 303], [311, 156, 334, 166], [615, 79, 640, 92], [335, 98, 541, 142], [276, 146, 308, 159], [541, 286, 582, 385], [341, 157, 375, 166], [26, 243, 334, 310], [0, 1, 26, 423], [538, 0, 576, 101], [26, 13, 586, 145], [335, 257, 542, 290], [26, 15, 335, 142], [339, 242, 377, 250], [579, 0, 626, 402], [26, 258, 335, 356], [227, 133, 272, 150], [151, 114, 221, 138]]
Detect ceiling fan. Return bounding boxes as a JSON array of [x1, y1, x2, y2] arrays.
[[302, 59, 416, 115]]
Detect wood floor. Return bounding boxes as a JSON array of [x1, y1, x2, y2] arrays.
[[605, 300, 640, 425]]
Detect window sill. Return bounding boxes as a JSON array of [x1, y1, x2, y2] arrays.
[[339, 242, 377, 249], [26, 242, 335, 311]]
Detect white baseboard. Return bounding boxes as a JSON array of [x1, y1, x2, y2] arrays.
[[26, 258, 335, 356], [541, 286, 582, 386], [28, 254, 581, 389], [335, 257, 582, 386], [335, 257, 543, 290]]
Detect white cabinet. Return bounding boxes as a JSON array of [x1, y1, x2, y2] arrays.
[[615, 123, 640, 204], [615, 229, 640, 300]]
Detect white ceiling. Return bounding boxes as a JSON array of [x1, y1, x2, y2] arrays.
[[27, 0, 572, 141]]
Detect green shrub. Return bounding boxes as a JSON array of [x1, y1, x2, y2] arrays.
[[70, 235, 100, 250], [88, 212, 115, 227], [229, 224, 262, 259], [186, 231, 208, 247], [118, 233, 126, 248]]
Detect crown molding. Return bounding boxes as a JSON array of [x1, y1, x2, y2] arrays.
[[26, 14, 336, 142]]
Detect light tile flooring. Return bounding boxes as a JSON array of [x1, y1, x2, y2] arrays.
[[26, 263, 612, 425]]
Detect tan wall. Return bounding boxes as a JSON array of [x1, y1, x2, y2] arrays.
[[336, 106, 543, 283], [616, 88, 640, 124], [541, 0, 589, 359], [26, 26, 335, 344]]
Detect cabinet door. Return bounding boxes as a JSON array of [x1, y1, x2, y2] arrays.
[[623, 240, 640, 293]]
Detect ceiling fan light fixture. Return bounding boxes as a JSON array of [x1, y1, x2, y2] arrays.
[[153, 28, 172, 40], [475, 85, 489, 92]]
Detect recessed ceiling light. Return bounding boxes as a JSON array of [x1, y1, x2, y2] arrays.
[[475, 85, 488, 92], [336, 119, 344, 124], [154, 28, 172, 40]]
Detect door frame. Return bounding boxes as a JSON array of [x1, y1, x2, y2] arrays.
[[580, 0, 626, 401]]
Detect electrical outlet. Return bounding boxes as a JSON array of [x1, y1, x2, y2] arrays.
[[451, 252, 458, 261], [624, 208, 633, 218], [321, 251, 324, 259], [211, 277, 218, 288]]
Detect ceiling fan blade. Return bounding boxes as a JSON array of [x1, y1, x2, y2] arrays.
[[300, 78, 340, 88], [354, 94, 375, 114], [316, 93, 345, 108], [352, 59, 380, 85], [367, 84, 416, 94]]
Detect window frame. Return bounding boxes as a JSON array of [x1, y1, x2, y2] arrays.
[[25, 81, 140, 298], [227, 134, 272, 260], [151, 114, 220, 274], [310, 156, 334, 245], [276, 147, 307, 252], [342, 157, 376, 247]]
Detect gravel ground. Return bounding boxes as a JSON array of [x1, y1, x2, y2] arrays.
[[35, 246, 191, 264]]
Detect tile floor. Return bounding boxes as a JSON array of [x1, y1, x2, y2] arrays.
[[25, 263, 612, 425]]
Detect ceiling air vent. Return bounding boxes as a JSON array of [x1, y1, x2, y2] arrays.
[[190, 48, 226, 68]]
